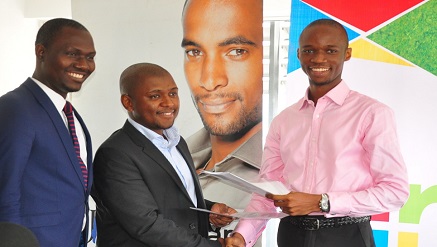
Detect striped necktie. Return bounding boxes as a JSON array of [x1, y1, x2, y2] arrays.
[[63, 101, 88, 190]]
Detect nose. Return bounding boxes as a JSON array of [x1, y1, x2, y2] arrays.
[[161, 94, 177, 107], [199, 54, 228, 91], [310, 51, 326, 63], [74, 56, 92, 71]]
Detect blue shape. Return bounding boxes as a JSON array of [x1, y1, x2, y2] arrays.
[[287, 0, 360, 73], [373, 230, 389, 247], [91, 218, 97, 243]]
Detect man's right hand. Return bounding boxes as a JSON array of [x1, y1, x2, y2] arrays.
[[225, 232, 245, 247]]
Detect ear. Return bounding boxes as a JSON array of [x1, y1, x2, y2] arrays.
[[35, 44, 45, 60], [344, 47, 352, 61], [121, 94, 133, 112], [296, 48, 300, 60]]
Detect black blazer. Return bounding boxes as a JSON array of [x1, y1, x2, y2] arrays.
[[91, 121, 220, 247]]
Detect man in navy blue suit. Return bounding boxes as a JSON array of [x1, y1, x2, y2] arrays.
[[0, 18, 96, 247]]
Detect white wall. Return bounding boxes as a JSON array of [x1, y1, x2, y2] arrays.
[[0, 0, 39, 94]]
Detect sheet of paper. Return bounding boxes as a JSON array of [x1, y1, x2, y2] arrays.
[[199, 170, 289, 196], [190, 207, 288, 220]]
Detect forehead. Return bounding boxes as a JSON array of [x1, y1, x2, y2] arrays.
[[183, 0, 262, 44], [299, 24, 347, 47], [136, 74, 177, 92], [51, 27, 95, 51]]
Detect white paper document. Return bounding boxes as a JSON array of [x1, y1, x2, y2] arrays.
[[190, 207, 288, 220], [199, 170, 289, 196]]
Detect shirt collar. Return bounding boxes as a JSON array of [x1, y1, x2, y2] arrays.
[[31, 77, 66, 112], [127, 117, 180, 149], [299, 80, 350, 109]]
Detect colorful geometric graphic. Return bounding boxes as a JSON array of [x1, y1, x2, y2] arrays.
[[372, 212, 390, 222], [399, 232, 418, 247], [368, 0, 436, 75], [287, 0, 435, 77], [303, 0, 424, 32], [373, 230, 389, 247], [349, 39, 413, 67]]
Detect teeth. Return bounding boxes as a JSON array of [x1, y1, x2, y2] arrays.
[[69, 72, 84, 79], [312, 68, 329, 72]]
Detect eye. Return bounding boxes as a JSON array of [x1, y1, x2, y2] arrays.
[[327, 49, 338, 54], [67, 52, 77, 57], [169, 91, 178, 97], [186, 49, 202, 57], [301, 49, 314, 54], [86, 55, 95, 60], [227, 48, 247, 57], [150, 94, 160, 99]]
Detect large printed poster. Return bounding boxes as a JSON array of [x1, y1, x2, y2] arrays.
[[283, 1, 437, 246]]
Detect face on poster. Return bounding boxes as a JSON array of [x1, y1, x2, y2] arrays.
[[181, 0, 264, 244]]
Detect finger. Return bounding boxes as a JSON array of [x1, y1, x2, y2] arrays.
[[227, 207, 237, 214]]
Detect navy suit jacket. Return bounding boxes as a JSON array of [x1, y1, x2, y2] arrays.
[[0, 78, 93, 247], [91, 121, 220, 247]]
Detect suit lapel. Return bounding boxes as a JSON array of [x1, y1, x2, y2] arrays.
[[122, 121, 193, 203], [24, 79, 87, 192], [177, 143, 207, 208]]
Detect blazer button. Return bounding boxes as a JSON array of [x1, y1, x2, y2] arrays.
[[189, 223, 196, 229]]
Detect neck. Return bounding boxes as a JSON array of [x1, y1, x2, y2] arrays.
[[205, 122, 262, 169], [308, 81, 341, 105]]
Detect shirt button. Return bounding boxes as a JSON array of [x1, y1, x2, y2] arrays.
[[189, 223, 196, 229]]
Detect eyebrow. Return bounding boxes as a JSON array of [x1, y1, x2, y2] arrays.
[[148, 87, 179, 93], [181, 39, 199, 48], [181, 35, 257, 48], [300, 44, 341, 49], [219, 36, 257, 47]]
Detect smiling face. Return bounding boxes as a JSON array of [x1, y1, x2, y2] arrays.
[[34, 27, 96, 98], [182, 0, 263, 136], [121, 70, 179, 135], [297, 23, 351, 91]]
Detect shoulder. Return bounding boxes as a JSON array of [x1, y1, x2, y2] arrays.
[[177, 135, 191, 153], [98, 128, 129, 150], [0, 85, 40, 132], [270, 100, 302, 127], [347, 90, 394, 114], [186, 127, 211, 153]]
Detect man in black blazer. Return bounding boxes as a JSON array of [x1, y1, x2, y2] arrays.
[[91, 63, 235, 246]]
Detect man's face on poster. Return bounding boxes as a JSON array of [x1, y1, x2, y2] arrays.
[[182, 0, 263, 136]]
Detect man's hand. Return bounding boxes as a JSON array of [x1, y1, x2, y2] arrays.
[[266, 192, 321, 216], [218, 237, 225, 247], [225, 232, 245, 247], [209, 203, 237, 227]]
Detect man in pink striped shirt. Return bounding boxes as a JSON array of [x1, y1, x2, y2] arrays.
[[225, 19, 409, 247]]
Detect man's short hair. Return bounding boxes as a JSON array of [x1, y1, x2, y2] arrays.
[[35, 18, 88, 47], [301, 19, 349, 46]]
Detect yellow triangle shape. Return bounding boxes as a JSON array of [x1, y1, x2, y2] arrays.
[[350, 38, 413, 67]]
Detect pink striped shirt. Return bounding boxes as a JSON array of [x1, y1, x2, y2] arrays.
[[234, 81, 409, 246]]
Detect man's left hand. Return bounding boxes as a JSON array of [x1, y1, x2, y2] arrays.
[[209, 203, 237, 227], [266, 192, 321, 216]]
